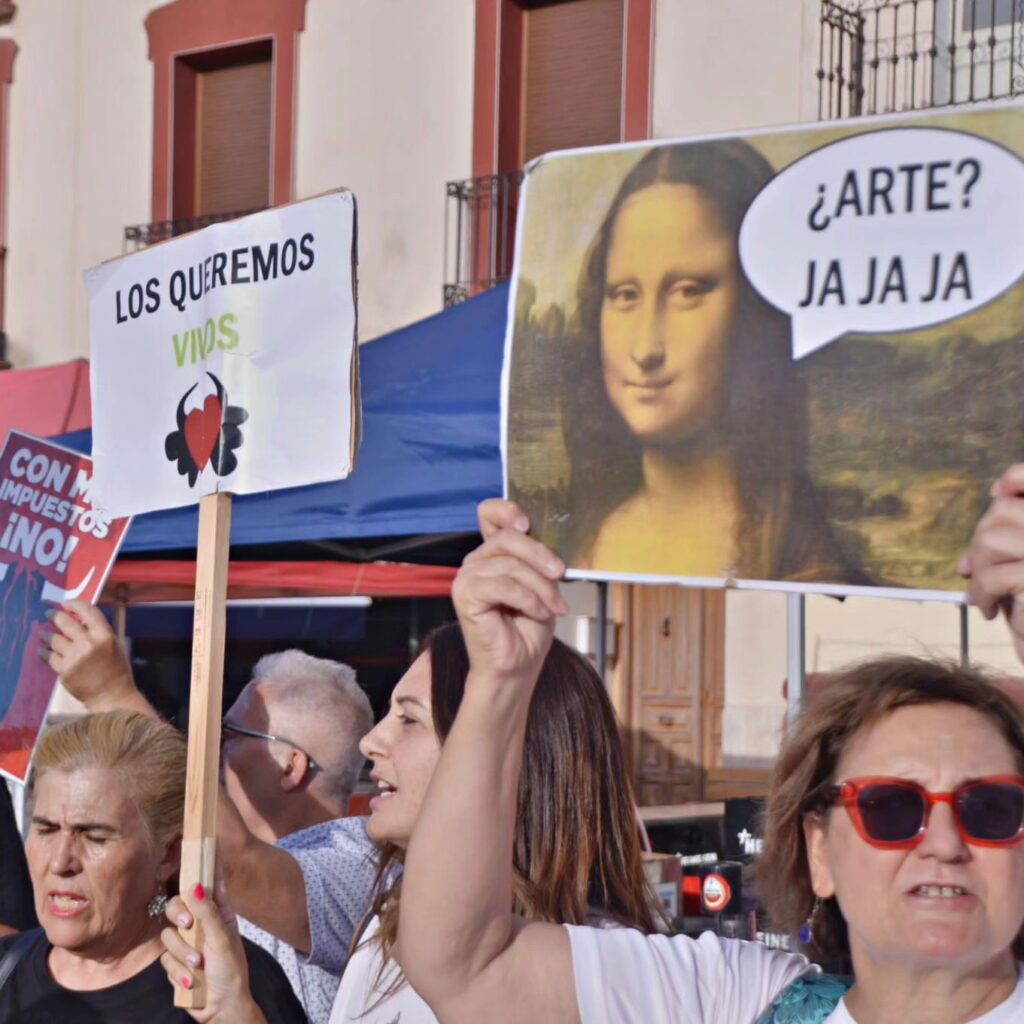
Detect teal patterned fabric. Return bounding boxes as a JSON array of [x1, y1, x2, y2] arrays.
[[754, 974, 852, 1023]]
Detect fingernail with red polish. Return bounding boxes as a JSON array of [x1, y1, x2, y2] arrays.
[[181, 976, 192, 990], [193, 884, 205, 902]]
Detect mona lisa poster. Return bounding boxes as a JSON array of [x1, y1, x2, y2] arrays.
[[503, 100, 1024, 597]]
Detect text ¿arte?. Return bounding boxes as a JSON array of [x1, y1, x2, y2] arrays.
[[807, 158, 982, 231], [114, 231, 315, 323]]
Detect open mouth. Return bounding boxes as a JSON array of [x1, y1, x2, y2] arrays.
[[48, 892, 87, 916], [368, 777, 397, 810], [910, 884, 969, 899]]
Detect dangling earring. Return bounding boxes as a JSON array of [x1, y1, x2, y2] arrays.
[[798, 897, 822, 945], [147, 880, 169, 921]]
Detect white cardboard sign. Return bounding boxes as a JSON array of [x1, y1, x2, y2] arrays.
[[85, 193, 359, 518]]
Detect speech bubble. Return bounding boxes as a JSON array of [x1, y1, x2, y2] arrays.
[[738, 127, 1024, 360]]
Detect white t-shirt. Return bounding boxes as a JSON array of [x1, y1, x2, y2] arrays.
[[329, 915, 436, 1024], [566, 924, 815, 1024], [824, 968, 1024, 1023]]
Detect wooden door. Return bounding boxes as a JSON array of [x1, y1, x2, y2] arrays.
[[615, 585, 725, 805]]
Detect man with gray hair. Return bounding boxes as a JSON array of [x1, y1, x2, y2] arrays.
[[218, 648, 377, 1024], [221, 649, 373, 842]]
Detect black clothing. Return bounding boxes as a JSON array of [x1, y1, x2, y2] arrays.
[[0, 929, 308, 1023], [0, 784, 36, 932]]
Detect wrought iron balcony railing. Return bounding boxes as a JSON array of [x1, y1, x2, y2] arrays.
[[443, 170, 524, 307], [818, 0, 1024, 119], [123, 209, 262, 252]]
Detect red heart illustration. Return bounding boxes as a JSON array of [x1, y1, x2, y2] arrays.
[[183, 395, 223, 471]]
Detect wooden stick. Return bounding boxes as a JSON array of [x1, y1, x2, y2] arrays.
[[175, 492, 232, 1010]]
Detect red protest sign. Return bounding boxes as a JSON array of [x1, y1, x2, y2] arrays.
[[0, 431, 130, 782]]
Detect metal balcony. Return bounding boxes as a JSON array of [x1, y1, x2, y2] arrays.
[[443, 170, 524, 307], [818, 0, 1024, 119], [123, 209, 262, 252]]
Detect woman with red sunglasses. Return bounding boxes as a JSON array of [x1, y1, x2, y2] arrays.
[[757, 658, 1024, 1022], [390, 499, 1024, 1024]]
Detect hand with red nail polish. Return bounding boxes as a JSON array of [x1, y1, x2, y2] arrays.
[[160, 860, 267, 1023]]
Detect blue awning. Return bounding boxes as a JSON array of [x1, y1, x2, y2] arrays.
[[59, 283, 509, 553]]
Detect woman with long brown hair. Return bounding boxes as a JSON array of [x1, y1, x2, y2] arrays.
[[158, 619, 660, 1023]]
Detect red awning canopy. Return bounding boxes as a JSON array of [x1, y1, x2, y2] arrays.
[[100, 560, 456, 604], [0, 359, 92, 441]]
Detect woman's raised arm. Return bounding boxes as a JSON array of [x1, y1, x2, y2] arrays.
[[397, 522, 581, 1023]]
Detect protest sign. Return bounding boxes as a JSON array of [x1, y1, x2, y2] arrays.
[[503, 101, 1024, 598], [0, 431, 129, 783], [84, 191, 360, 518], [85, 193, 360, 1008]]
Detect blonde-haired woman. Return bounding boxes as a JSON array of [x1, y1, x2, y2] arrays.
[[0, 710, 305, 1024]]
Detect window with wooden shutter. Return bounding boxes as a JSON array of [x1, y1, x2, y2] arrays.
[[195, 57, 272, 216], [520, 0, 624, 164], [172, 41, 273, 220]]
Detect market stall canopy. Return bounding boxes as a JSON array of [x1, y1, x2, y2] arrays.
[[0, 359, 91, 441], [53, 282, 509, 553]]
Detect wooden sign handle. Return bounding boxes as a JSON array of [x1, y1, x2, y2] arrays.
[[175, 492, 232, 1010]]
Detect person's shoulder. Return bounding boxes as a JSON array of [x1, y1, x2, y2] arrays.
[[753, 973, 850, 1024], [278, 814, 375, 854], [564, 926, 815, 1022], [239, 934, 283, 972], [0, 928, 45, 959], [239, 936, 308, 1022], [564, 924, 811, 974]]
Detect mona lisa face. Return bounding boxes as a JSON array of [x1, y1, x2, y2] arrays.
[[599, 183, 740, 448]]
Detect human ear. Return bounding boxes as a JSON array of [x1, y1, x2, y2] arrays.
[[158, 835, 182, 882], [803, 815, 837, 899], [279, 750, 310, 792]]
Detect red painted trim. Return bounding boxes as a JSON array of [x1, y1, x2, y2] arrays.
[[145, 0, 305, 222], [496, 0, 524, 173], [0, 40, 15, 346], [0, 39, 16, 85], [623, 0, 653, 141], [170, 60, 197, 220], [472, 0, 500, 179]]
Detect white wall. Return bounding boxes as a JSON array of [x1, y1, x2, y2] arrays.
[[1, 0, 153, 368], [651, 0, 814, 140], [295, 0, 475, 343]]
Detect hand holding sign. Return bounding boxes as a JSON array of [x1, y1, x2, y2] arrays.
[[962, 464, 1024, 664]]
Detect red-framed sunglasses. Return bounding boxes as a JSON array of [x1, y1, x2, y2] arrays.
[[822, 776, 1024, 850]]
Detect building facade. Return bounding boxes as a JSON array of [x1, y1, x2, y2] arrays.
[[2, 0, 1019, 798]]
